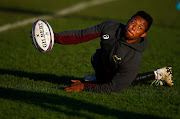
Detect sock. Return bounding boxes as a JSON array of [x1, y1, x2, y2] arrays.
[[154, 71, 162, 79]]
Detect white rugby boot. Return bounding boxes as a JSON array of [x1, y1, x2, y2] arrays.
[[151, 67, 173, 86]]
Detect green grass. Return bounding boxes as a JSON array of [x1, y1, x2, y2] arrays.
[[0, 0, 180, 119]]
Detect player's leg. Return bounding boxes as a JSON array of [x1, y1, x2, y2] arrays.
[[84, 49, 112, 83], [84, 49, 100, 82], [131, 67, 173, 86], [131, 71, 155, 85]]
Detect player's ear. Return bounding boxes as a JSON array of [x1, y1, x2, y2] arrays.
[[141, 32, 147, 37]]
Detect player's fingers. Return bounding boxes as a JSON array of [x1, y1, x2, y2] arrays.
[[71, 80, 76, 82], [65, 87, 72, 92], [71, 80, 80, 83]]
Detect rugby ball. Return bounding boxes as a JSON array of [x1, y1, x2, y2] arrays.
[[31, 20, 54, 53]]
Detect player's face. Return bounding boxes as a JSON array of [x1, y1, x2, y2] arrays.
[[125, 16, 148, 40]]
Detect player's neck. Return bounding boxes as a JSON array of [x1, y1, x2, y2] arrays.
[[125, 39, 138, 43]]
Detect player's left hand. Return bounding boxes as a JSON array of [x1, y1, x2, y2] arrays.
[[65, 80, 84, 92]]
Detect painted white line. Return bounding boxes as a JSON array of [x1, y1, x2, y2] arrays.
[[0, 0, 116, 33]]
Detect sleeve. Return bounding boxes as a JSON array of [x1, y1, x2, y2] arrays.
[[54, 20, 116, 45], [83, 61, 141, 93]]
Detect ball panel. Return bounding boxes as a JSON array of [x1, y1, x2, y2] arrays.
[[31, 21, 42, 52], [42, 20, 54, 51]]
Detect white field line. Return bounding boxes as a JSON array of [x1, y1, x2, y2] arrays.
[[0, 0, 116, 33]]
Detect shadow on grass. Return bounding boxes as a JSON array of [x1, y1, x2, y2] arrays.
[[0, 87, 167, 119], [0, 68, 79, 85]]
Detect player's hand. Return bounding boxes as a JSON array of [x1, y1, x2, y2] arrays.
[[65, 80, 84, 92]]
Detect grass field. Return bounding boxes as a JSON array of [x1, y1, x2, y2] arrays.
[[0, 0, 180, 119]]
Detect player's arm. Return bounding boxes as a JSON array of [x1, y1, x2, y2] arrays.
[[64, 65, 140, 93], [83, 71, 137, 93], [83, 63, 141, 93], [54, 20, 115, 44]]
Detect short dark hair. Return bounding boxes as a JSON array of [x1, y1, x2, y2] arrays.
[[131, 11, 153, 32]]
